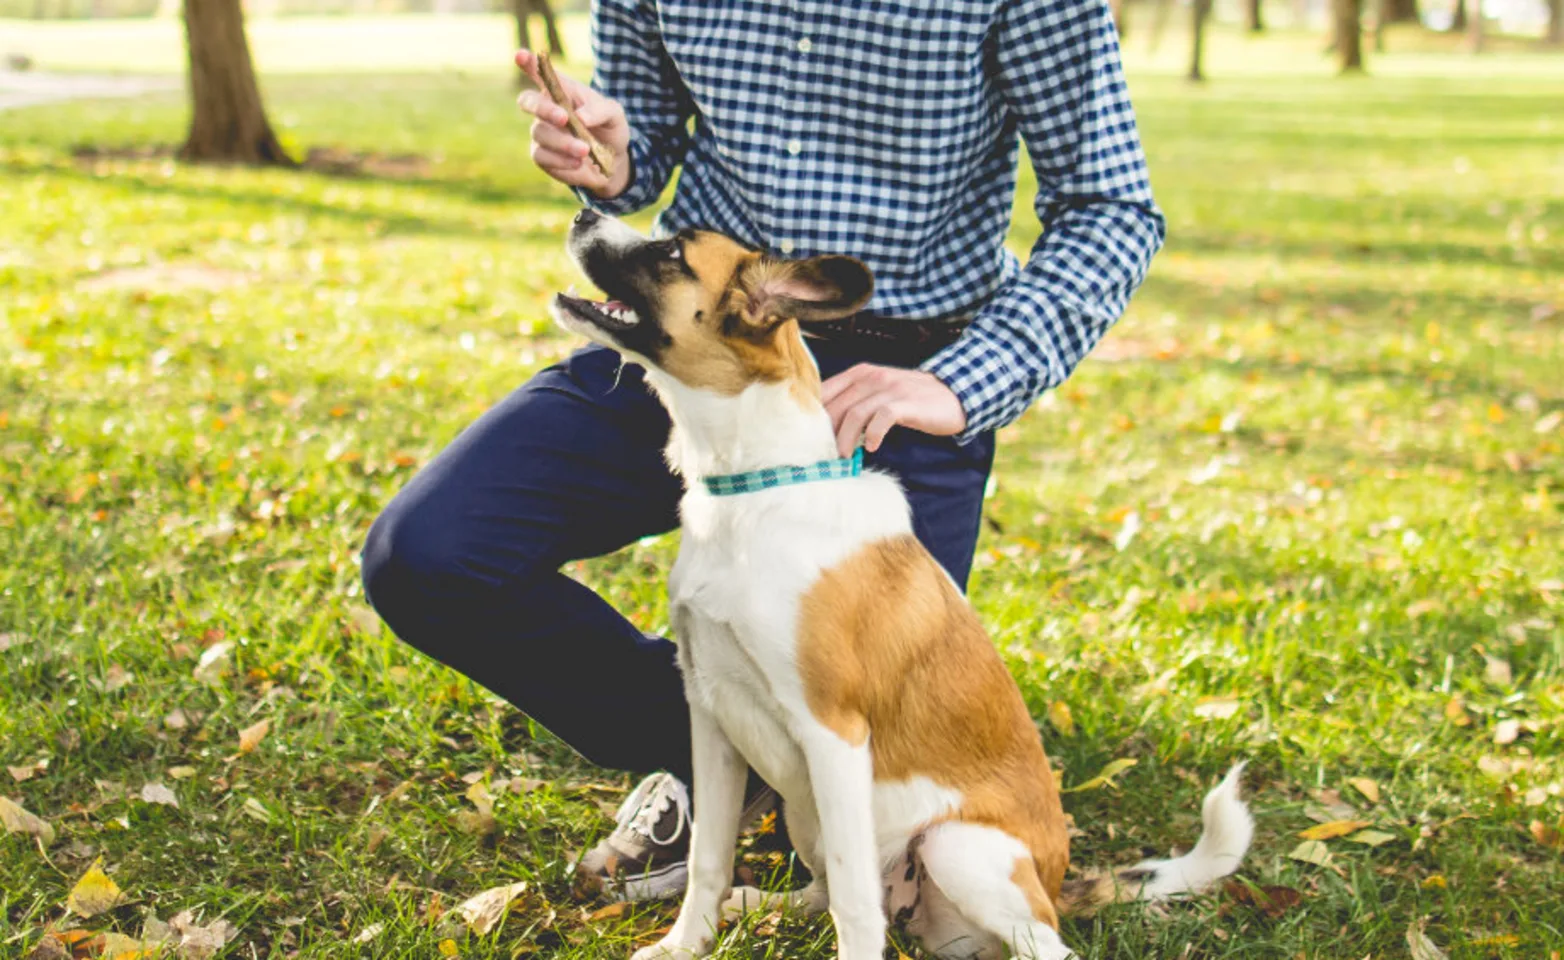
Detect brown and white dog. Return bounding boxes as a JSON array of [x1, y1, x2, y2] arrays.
[[552, 210, 1252, 960]]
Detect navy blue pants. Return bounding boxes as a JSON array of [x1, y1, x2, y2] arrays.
[[361, 342, 995, 783]]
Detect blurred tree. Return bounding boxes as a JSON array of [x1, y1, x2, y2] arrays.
[[1188, 0, 1212, 80], [1109, 0, 1129, 39], [1450, 0, 1466, 30], [1245, 0, 1264, 32], [1549, 0, 1562, 43], [179, 0, 293, 165], [1380, 0, 1418, 21], [1333, 0, 1365, 70], [1464, 0, 1483, 50], [514, 0, 564, 58]]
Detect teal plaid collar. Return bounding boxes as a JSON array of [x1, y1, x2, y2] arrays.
[[701, 448, 864, 497]]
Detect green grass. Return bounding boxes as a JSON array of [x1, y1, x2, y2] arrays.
[[3, 17, 1564, 960]]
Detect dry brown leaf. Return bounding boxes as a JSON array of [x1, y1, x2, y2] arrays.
[[191, 642, 232, 684], [155, 908, 238, 959], [1346, 777, 1380, 804], [1444, 696, 1471, 727], [237, 718, 270, 755], [164, 709, 189, 730], [0, 795, 56, 845], [455, 881, 529, 935], [1046, 701, 1075, 737], [66, 859, 126, 917], [588, 902, 628, 922], [8, 760, 46, 783], [22, 936, 69, 960], [1298, 819, 1372, 841], [1221, 880, 1303, 919], [1529, 819, 1564, 850]]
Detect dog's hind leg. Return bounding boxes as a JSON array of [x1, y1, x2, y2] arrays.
[[915, 822, 1075, 960], [631, 702, 748, 960], [723, 797, 829, 920]]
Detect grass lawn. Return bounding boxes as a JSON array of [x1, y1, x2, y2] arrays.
[[2, 15, 1563, 960]]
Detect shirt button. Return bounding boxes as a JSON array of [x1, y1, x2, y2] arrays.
[[786, 139, 802, 156], [797, 37, 813, 53], [779, 239, 796, 254]]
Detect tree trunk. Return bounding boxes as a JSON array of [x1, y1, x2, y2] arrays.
[[1245, 0, 1264, 32], [1548, 0, 1562, 44], [1465, 0, 1483, 51], [1334, 0, 1365, 71], [179, 0, 293, 166], [1188, 0, 1212, 81], [1109, 0, 1130, 39], [537, 0, 564, 55], [1450, 0, 1466, 31], [1381, 0, 1418, 20]]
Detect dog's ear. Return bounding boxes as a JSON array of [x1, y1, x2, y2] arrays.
[[736, 255, 874, 327]]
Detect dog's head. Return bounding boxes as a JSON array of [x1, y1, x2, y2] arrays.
[[551, 210, 872, 395]]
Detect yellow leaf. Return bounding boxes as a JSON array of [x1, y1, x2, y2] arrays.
[[1286, 839, 1333, 865], [1444, 697, 1470, 727], [1471, 934, 1522, 948], [1298, 819, 1372, 841], [588, 902, 628, 922], [1421, 874, 1447, 889], [438, 940, 460, 957], [1061, 758, 1137, 794], [1347, 829, 1396, 847], [0, 795, 56, 845], [66, 859, 126, 917], [1346, 777, 1380, 804], [238, 718, 271, 754], [1046, 701, 1074, 737]]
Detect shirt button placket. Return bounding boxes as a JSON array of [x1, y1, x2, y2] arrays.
[[773, 1, 809, 258]]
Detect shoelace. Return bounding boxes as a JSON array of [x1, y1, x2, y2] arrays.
[[616, 775, 689, 847]]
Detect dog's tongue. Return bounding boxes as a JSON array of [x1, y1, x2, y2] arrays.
[[603, 300, 628, 311]]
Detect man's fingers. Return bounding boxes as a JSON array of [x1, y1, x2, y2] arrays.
[[531, 121, 590, 159], [863, 405, 902, 453], [834, 393, 894, 458], [820, 363, 877, 406]]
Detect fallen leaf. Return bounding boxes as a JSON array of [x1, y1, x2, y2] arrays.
[[1061, 757, 1137, 794], [0, 632, 32, 652], [22, 937, 69, 960], [237, 718, 270, 754], [191, 642, 232, 684], [1407, 920, 1449, 960], [66, 859, 126, 917], [1347, 829, 1396, 847], [1046, 701, 1075, 737], [168, 766, 197, 780], [1421, 874, 1447, 889], [0, 795, 56, 845], [8, 764, 39, 783], [1484, 655, 1513, 687], [455, 881, 529, 935], [1346, 777, 1380, 804], [352, 922, 384, 944], [588, 902, 628, 922], [1221, 880, 1303, 919], [164, 709, 189, 730], [160, 908, 238, 959], [1298, 819, 1371, 841], [1444, 697, 1471, 727], [1494, 719, 1521, 745], [1529, 819, 1563, 850], [1286, 839, 1333, 865], [241, 798, 271, 823], [1113, 511, 1141, 551], [140, 783, 179, 808], [1193, 697, 1241, 720], [1471, 933, 1522, 948], [1535, 410, 1562, 434], [438, 940, 460, 957]]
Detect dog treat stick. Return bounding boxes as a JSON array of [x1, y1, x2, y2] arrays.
[[534, 52, 615, 179]]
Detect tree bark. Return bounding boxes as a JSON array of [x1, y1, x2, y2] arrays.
[[1188, 0, 1212, 81], [1465, 0, 1483, 51], [1245, 0, 1264, 32], [179, 0, 293, 166], [1334, 0, 1365, 72], [1109, 0, 1130, 39], [1450, 0, 1466, 31], [514, 0, 564, 57], [1381, 0, 1418, 21], [1549, 0, 1562, 44]]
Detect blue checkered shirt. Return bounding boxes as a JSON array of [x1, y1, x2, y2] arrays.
[[578, 0, 1165, 440]]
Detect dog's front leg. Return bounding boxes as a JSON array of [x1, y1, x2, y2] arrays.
[[799, 725, 884, 960], [631, 701, 746, 960]]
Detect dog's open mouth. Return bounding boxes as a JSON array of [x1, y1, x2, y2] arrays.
[[553, 290, 640, 331]]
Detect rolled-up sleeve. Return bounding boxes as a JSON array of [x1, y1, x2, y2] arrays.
[[922, 0, 1166, 440], [573, 0, 696, 215]]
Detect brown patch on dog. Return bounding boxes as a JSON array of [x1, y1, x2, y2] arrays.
[[1012, 856, 1061, 928], [643, 234, 865, 403], [796, 535, 1070, 907]]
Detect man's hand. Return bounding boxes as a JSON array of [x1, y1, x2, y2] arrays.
[[515, 50, 633, 199], [820, 364, 968, 457]]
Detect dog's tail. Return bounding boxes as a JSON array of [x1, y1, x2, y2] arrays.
[[1055, 763, 1252, 917]]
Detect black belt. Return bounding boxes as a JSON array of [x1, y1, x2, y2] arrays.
[[802, 314, 970, 368]]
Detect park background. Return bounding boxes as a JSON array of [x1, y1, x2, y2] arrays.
[[2, 0, 1562, 957]]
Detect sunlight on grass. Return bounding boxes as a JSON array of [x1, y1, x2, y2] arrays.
[[2, 18, 1562, 960]]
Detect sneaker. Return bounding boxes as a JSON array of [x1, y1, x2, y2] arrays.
[[574, 772, 779, 903]]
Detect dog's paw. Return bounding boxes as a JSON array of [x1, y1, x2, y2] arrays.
[[721, 885, 770, 920], [630, 939, 705, 960]]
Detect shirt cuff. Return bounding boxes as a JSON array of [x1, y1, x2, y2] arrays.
[[921, 300, 1064, 443]]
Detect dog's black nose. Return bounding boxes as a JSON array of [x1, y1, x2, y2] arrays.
[[573, 209, 599, 226]]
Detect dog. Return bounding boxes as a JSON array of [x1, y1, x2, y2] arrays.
[[552, 209, 1253, 960]]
